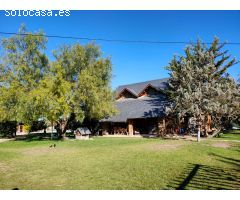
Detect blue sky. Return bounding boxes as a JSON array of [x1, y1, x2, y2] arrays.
[[0, 10, 239, 88]]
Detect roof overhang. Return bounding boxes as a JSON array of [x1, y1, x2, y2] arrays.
[[116, 88, 138, 99], [138, 84, 158, 96]]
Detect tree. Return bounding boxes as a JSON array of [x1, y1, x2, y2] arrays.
[[235, 77, 240, 124], [27, 43, 117, 137], [0, 25, 48, 126], [166, 38, 239, 141], [27, 63, 74, 136], [0, 26, 116, 138]]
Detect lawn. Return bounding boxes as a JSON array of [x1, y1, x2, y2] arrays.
[[0, 133, 239, 190]]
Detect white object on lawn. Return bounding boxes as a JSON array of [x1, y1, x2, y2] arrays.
[[197, 127, 201, 142]]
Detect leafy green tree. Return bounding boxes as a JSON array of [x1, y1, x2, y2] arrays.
[[48, 43, 116, 136], [0, 26, 116, 138], [25, 43, 116, 137], [0, 25, 48, 126], [26, 63, 74, 136], [166, 38, 239, 140]]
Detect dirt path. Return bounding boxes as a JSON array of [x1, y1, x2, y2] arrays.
[[0, 138, 14, 143]]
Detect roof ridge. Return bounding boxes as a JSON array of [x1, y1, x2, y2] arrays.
[[116, 77, 169, 89]]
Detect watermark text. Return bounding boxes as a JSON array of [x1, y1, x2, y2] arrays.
[[4, 10, 71, 17]]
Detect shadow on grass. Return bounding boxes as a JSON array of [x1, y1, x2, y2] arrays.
[[15, 133, 75, 142], [167, 154, 240, 189], [209, 153, 240, 168], [15, 133, 53, 142]]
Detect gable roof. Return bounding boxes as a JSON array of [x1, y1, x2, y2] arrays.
[[117, 88, 138, 98], [115, 78, 169, 97], [101, 95, 171, 122]]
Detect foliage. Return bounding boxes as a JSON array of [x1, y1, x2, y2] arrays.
[[0, 24, 48, 123], [0, 25, 116, 137], [23, 124, 31, 133], [32, 43, 117, 136], [166, 38, 239, 134], [0, 121, 17, 138], [29, 121, 47, 132], [47, 43, 116, 136]]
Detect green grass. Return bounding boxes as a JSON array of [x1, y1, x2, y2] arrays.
[[0, 135, 239, 190], [214, 130, 240, 141]]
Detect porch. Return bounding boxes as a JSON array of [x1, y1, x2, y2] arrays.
[[100, 117, 167, 136]]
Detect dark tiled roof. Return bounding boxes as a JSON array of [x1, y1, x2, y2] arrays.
[[101, 95, 171, 122], [120, 88, 138, 97], [116, 78, 169, 96]]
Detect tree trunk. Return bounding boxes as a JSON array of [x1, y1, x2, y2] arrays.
[[56, 119, 68, 139], [205, 129, 209, 137], [51, 121, 54, 140], [208, 128, 221, 138]]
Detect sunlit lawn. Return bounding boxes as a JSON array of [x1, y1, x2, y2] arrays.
[[0, 132, 239, 190]]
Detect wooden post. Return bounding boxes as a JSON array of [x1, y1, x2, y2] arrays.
[[128, 120, 134, 136], [157, 118, 166, 136], [163, 118, 166, 131]]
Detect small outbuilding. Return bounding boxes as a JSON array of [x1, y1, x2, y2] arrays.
[[74, 127, 92, 140]]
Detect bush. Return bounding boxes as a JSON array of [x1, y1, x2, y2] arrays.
[[30, 121, 47, 132], [0, 121, 17, 138]]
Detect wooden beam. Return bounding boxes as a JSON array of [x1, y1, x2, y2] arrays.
[[128, 120, 134, 136], [157, 118, 166, 136]]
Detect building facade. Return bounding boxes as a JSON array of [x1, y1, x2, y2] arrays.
[[100, 78, 172, 136]]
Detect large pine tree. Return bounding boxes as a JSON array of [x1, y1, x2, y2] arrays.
[[166, 38, 239, 140]]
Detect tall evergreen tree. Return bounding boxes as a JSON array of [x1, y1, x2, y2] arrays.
[[166, 38, 239, 140]]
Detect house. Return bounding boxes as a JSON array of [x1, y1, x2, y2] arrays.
[[100, 78, 173, 136]]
